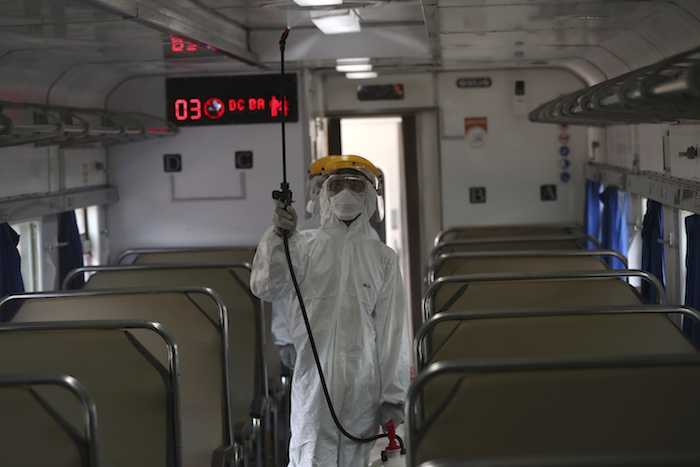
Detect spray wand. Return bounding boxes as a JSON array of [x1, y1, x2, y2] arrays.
[[274, 28, 403, 449], [272, 28, 292, 207]]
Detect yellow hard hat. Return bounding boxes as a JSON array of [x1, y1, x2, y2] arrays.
[[323, 154, 380, 181], [308, 156, 338, 177]]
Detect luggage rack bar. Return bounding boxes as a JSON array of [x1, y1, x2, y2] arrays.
[[0, 101, 178, 148], [529, 46, 700, 126]]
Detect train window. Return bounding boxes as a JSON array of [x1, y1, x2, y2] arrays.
[[75, 207, 100, 267], [627, 195, 645, 290], [9, 220, 40, 292], [679, 209, 694, 302], [75, 208, 91, 267]]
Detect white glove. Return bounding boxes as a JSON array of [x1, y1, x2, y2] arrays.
[[278, 344, 296, 369], [380, 403, 404, 432], [273, 200, 297, 237]]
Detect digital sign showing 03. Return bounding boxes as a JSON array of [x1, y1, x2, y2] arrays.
[[165, 74, 298, 126]]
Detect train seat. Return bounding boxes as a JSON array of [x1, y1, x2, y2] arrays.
[[112, 246, 284, 466], [0, 321, 179, 467], [408, 356, 700, 466], [0, 373, 98, 467], [415, 306, 700, 372], [62, 264, 270, 466], [429, 235, 600, 263], [427, 250, 626, 283], [433, 223, 585, 245], [1, 288, 232, 467], [423, 270, 662, 321], [115, 246, 256, 266]]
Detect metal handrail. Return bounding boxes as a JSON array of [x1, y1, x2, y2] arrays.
[[414, 304, 700, 371], [0, 372, 99, 467], [422, 269, 665, 321], [0, 100, 178, 148], [529, 46, 700, 125], [427, 249, 629, 283]]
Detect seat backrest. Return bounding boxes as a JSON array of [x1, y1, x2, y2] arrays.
[[0, 322, 179, 467], [431, 255, 608, 281], [4, 289, 228, 467], [134, 249, 255, 265], [437, 225, 579, 244], [409, 358, 700, 466], [0, 373, 98, 467], [113, 248, 280, 401], [417, 308, 698, 370], [430, 238, 581, 258], [427, 278, 645, 319], [423, 272, 658, 320], [115, 247, 256, 265], [71, 265, 261, 437]]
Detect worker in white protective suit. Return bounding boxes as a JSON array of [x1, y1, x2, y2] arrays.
[[251, 155, 410, 467], [273, 155, 382, 370]]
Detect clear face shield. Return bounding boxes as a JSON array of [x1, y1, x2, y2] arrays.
[[373, 170, 385, 223], [306, 174, 324, 214]]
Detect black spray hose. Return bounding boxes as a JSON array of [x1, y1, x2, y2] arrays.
[[275, 28, 403, 449]]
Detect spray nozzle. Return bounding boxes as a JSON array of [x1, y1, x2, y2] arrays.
[[280, 28, 290, 50]]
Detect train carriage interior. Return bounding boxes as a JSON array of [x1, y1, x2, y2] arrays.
[[3, 0, 700, 466]]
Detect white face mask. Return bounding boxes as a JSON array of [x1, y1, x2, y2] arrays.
[[330, 189, 365, 221]]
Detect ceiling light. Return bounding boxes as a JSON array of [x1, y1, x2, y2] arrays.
[[552, 14, 606, 21], [345, 71, 377, 79], [293, 0, 342, 6], [337, 57, 369, 65], [310, 10, 361, 34], [336, 63, 372, 72], [336, 57, 371, 72]]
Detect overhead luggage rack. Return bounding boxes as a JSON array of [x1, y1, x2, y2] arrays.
[[0, 101, 179, 148], [529, 46, 700, 126]]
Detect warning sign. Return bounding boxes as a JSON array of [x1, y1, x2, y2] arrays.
[[465, 117, 488, 148]]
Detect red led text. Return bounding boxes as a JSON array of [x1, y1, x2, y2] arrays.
[[174, 96, 290, 121], [170, 37, 198, 53]]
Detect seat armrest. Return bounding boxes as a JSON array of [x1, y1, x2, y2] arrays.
[[248, 395, 273, 418], [211, 444, 235, 467]]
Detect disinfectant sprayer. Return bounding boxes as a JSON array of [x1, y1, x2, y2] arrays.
[[274, 28, 406, 463], [370, 421, 406, 467]]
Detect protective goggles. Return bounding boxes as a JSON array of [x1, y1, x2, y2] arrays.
[[327, 174, 368, 196]]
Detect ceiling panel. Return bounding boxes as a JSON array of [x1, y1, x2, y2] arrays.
[[0, 0, 698, 109]]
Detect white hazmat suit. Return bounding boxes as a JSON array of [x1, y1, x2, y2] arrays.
[[271, 174, 381, 355], [251, 174, 410, 467]]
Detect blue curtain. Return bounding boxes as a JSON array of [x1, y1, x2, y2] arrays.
[[599, 186, 629, 269], [641, 200, 665, 304], [683, 215, 700, 346], [0, 224, 25, 321], [58, 211, 85, 290], [583, 180, 602, 249]]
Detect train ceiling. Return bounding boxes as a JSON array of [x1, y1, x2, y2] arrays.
[[2, 0, 700, 105]]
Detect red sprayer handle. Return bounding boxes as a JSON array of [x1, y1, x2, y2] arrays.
[[387, 421, 399, 451]]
